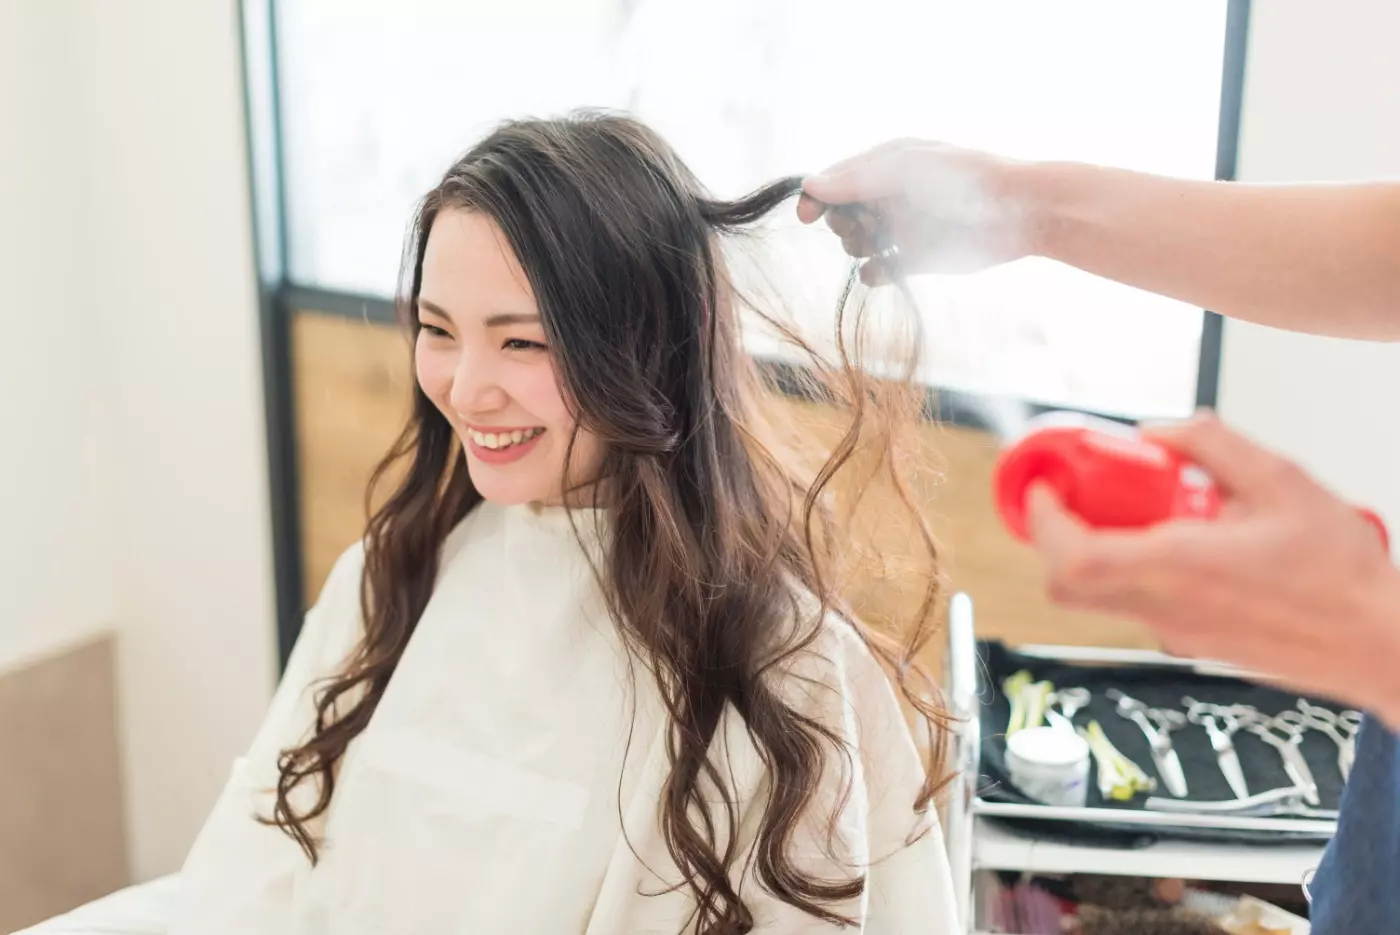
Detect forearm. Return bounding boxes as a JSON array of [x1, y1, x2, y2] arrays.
[[1011, 161, 1400, 340]]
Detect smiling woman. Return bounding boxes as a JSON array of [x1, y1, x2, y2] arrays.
[[170, 111, 957, 935], [413, 215, 605, 505]]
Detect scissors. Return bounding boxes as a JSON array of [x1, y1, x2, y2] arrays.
[[1043, 687, 1091, 734], [1337, 709, 1364, 778], [1294, 700, 1363, 781], [1109, 689, 1189, 797], [1184, 697, 1249, 800], [1236, 708, 1320, 806]]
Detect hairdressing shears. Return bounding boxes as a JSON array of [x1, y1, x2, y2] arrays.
[[1294, 699, 1364, 781], [1108, 689, 1189, 797], [1043, 686, 1090, 734], [1234, 707, 1320, 806], [1184, 696, 1250, 800]]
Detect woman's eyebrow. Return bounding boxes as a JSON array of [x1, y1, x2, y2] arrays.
[[483, 311, 541, 328], [416, 297, 455, 321], [417, 298, 539, 328]]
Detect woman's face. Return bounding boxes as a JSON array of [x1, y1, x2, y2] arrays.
[[415, 208, 603, 506]]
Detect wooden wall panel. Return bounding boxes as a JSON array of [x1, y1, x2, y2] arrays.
[[291, 310, 1154, 658], [0, 636, 128, 932], [293, 313, 415, 608]]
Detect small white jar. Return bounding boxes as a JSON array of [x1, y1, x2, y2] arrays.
[[1005, 726, 1091, 808]]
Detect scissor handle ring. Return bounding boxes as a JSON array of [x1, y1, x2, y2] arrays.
[[1273, 710, 1310, 737], [1149, 709, 1186, 731], [1185, 705, 1215, 727]]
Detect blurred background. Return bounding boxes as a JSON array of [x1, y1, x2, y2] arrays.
[[3, 0, 1399, 929]]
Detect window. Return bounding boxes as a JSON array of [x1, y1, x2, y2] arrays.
[[276, 0, 1232, 419]]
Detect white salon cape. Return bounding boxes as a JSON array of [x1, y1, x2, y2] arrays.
[[172, 502, 959, 934]]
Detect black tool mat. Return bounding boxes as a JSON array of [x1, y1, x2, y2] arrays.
[[977, 640, 1347, 846]]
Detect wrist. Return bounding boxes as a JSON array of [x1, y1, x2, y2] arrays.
[[998, 159, 1074, 261]]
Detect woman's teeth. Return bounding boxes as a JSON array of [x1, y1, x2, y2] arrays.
[[467, 426, 544, 450]]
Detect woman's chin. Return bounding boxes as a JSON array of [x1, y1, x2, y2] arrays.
[[465, 465, 553, 507], [471, 484, 553, 507]]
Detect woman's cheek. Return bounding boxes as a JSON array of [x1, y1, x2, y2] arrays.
[[527, 368, 605, 480], [415, 338, 454, 409], [514, 363, 575, 432]]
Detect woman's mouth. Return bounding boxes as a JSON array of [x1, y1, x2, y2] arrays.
[[465, 425, 545, 465]]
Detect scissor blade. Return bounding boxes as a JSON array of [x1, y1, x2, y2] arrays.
[[1340, 741, 1356, 781], [1153, 747, 1189, 798], [1218, 748, 1250, 800], [1281, 746, 1320, 805]]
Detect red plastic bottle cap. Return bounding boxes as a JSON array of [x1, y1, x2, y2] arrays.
[[1358, 508, 1390, 551]]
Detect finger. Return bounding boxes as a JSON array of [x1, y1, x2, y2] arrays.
[[1025, 482, 1088, 555], [795, 193, 827, 225], [1027, 483, 1172, 613], [824, 207, 867, 240], [858, 256, 892, 286], [801, 144, 894, 197], [1143, 411, 1305, 503], [857, 245, 931, 282], [840, 229, 879, 259], [802, 148, 905, 207], [1145, 615, 1317, 690]]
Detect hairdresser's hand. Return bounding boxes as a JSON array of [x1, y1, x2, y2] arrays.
[[1027, 412, 1400, 730], [797, 139, 1028, 282]]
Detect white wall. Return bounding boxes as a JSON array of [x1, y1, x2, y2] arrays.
[[70, 0, 280, 880], [4, 0, 279, 882], [1218, 0, 1400, 546], [0, 2, 118, 674]]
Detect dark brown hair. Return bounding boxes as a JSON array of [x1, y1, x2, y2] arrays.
[[267, 110, 948, 933]]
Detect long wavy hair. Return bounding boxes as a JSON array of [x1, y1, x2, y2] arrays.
[[268, 111, 949, 933]]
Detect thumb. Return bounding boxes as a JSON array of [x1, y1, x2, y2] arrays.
[[801, 150, 903, 207], [1143, 411, 1299, 502], [1025, 481, 1087, 552]]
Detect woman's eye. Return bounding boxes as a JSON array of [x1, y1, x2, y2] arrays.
[[419, 323, 451, 338], [503, 338, 547, 351]]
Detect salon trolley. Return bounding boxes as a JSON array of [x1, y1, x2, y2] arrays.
[[942, 593, 1333, 934]]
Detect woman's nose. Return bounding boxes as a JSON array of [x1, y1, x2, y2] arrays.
[[448, 353, 509, 416]]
